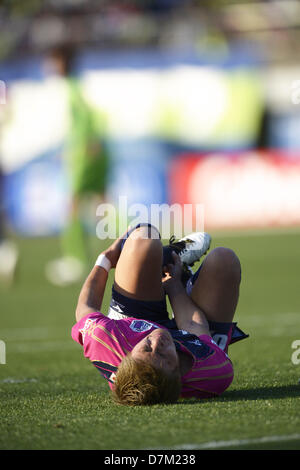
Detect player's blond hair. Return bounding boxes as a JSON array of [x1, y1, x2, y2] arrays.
[[111, 354, 181, 406]]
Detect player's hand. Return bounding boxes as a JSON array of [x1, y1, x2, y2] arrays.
[[162, 251, 182, 293]]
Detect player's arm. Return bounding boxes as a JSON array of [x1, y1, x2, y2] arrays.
[[75, 265, 109, 322], [75, 231, 127, 322], [163, 252, 211, 337]]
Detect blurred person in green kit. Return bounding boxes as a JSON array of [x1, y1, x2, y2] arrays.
[[44, 45, 109, 286]]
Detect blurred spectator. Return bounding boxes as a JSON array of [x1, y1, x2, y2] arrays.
[[44, 44, 109, 286]]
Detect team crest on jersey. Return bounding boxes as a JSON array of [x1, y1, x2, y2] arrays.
[[129, 320, 156, 333]]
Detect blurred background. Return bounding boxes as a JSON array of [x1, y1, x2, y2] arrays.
[[0, 0, 300, 285]]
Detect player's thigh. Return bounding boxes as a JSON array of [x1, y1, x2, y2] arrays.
[[114, 225, 164, 301], [190, 247, 241, 323]]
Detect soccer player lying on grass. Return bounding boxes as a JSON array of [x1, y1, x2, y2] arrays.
[[72, 224, 248, 405]]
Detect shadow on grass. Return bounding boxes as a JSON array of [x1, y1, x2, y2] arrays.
[[179, 384, 300, 405], [223, 384, 300, 401]]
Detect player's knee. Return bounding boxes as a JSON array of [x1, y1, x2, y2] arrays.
[[128, 224, 160, 241], [127, 225, 162, 256], [207, 247, 241, 284]]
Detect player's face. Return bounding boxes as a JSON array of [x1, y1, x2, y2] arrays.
[[131, 328, 179, 373]]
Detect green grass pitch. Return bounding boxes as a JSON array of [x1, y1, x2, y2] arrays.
[[0, 229, 300, 450]]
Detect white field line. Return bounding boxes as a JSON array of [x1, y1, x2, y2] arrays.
[[241, 312, 300, 337], [243, 312, 300, 325], [0, 326, 77, 353], [166, 433, 300, 450], [211, 226, 300, 238], [0, 377, 38, 384], [0, 326, 67, 341], [6, 340, 77, 353]]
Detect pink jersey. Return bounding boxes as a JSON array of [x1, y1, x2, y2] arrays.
[[72, 312, 233, 398], [174, 333, 234, 399]]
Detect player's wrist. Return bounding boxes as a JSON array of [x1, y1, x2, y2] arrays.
[[95, 253, 112, 272], [164, 277, 182, 295]]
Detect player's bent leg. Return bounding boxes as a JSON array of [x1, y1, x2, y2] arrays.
[[114, 225, 165, 302], [190, 247, 241, 324]]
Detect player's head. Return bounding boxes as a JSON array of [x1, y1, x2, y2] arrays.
[[112, 329, 181, 406], [131, 328, 179, 372]]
